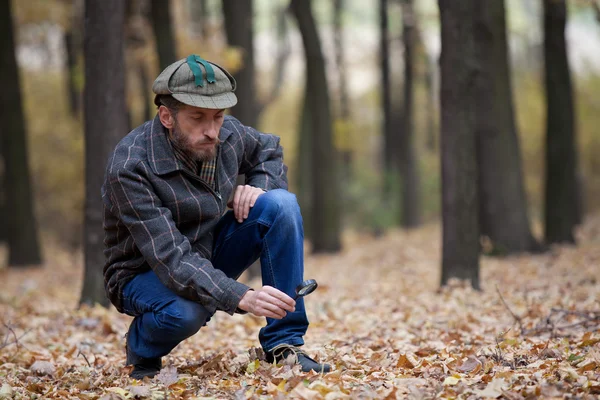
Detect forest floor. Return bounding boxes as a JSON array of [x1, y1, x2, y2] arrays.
[[0, 215, 599, 399]]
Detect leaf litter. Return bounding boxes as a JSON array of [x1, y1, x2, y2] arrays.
[[1, 215, 600, 398]]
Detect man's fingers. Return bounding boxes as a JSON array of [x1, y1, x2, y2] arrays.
[[239, 186, 253, 221], [262, 286, 296, 310], [242, 188, 256, 219], [258, 301, 286, 319], [232, 185, 243, 219]]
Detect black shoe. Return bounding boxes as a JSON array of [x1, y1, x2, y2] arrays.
[[126, 343, 162, 379], [266, 344, 331, 373]]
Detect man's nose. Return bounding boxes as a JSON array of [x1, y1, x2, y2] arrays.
[[204, 127, 219, 140]]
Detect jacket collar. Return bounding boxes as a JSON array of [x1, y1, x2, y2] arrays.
[[146, 115, 233, 176]]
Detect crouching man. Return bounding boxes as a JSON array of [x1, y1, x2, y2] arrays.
[[102, 55, 331, 379]]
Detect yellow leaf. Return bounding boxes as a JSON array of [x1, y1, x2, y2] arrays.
[[277, 380, 287, 392], [443, 376, 460, 386], [246, 359, 260, 374], [107, 387, 131, 398]]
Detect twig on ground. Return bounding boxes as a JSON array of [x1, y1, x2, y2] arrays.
[[0, 322, 20, 351], [523, 308, 600, 337], [78, 350, 92, 368], [496, 286, 524, 334]]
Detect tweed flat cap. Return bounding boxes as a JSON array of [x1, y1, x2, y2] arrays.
[[152, 54, 237, 109]]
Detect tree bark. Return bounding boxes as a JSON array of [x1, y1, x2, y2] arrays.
[[64, 31, 81, 117], [424, 54, 437, 152], [439, 0, 480, 289], [80, 0, 128, 307], [474, 0, 541, 254], [380, 0, 395, 176], [333, 0, 352, 182], [139, 61, 153, 123], [399, 0, 421, 228], [0, 135, 6, 244], [189, 0, 209, 38], [0, 0, 42, 267], [150, 0, 177, 71], [291, 0, 341, 253], [543, 0, 578, 244], [333, 0, 350, 119], [296, 81, 313, 241], [257, 3, 291, 115], [222, 0, 257, 128], [64, 0, 84, 118]]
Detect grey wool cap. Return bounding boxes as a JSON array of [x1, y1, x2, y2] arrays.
[[152, 54, 238, 109]]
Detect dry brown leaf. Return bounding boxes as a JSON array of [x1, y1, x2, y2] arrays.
[[396, 354, 414, 369], [456, 355, 482, 374], [156, 365, 178, 386], [29, 360, 55, 376]]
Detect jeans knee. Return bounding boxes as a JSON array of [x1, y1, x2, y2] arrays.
[[255, 189, 300, 218], [158, 299, 209, 339]]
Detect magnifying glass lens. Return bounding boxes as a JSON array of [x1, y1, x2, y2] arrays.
[[294, 279, 318, 299]]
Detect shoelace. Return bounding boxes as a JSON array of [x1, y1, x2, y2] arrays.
[[270, 344, 312, 364]]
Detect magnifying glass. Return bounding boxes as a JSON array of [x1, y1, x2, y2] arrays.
[[293, 279, 318, 300]]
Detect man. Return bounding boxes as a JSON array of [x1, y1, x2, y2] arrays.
[[102, 55, 331, 379]]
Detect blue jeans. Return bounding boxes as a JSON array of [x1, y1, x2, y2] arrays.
[[122, 189, 309, 360]]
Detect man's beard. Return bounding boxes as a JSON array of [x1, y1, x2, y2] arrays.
[[170, 120, 218, 162]]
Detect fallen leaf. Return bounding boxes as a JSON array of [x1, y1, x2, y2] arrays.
[[29, 360, 55, 376], [107, 387, 131, 398], [397, 354, 415, 369], [443, 375, 460, 386], [456, 355, 482, 374], [475, 378, 509, 398], [127, 385, 151, 397], [156, 365, 178, 386], [0, 384, 13, 400], [246, 359, 260, 374]]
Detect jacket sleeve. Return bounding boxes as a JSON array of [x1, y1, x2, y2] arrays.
[[234, 120, 289, 191], [106, 160, 250, 315]]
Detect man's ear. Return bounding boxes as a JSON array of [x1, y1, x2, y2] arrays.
[[158, 105, 175, 129]]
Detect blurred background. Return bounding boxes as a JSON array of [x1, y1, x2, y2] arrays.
[[1, 0, 599, 300]]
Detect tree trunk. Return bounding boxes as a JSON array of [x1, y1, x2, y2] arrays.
[[0, 0, 42, 267], [150, 0, 177, 71], [291, 0, 341, 253], [380, 0, 395, 176], [64, 31, 81, 117], [333, 0, 352, 183], [258, 3, 291, 115], [399, 0, 420, 228], [296, 81, 313, 241], [189, 0, 209, 38], [64, 0, 84, 118], [0, 138, 6, 244], [543, 0, 578, 244], [222, 0, 257, 128], [333, 0, 350, 119], [80, 0, 128, 307], [139, 61, 153, 123], [439, 0, 480, 289], [474, 0, 541, 254]]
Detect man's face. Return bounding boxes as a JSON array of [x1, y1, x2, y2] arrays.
[[166, 105, 225, 162]]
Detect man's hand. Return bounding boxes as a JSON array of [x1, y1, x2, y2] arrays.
[[238, 286, 295, 319], [227, 185, 265, 223]]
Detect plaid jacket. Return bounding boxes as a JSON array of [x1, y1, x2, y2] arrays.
[[102, 115, 288, 314]]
